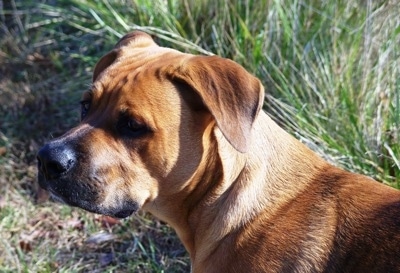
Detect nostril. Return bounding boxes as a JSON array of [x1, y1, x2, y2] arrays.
[[37, 143, 77, 180], [48, 160, 69, 175], [37, 154, 47, 174]]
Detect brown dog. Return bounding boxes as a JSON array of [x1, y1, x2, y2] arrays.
[[37, 31, 400, 272]]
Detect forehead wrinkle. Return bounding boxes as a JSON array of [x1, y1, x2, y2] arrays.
[[87, 82, 122, 124], [117, 49, 186, 75], [91, 48, 190, 125], [95, 47, 188, 94], [119, 83, 156, 128], [90, 82, 103, 100]]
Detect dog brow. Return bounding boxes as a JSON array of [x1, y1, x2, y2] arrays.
[[81, 90, 93, 101], [85, 83, 105, 101]]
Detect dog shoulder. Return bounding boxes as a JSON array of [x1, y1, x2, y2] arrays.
[[316, 167, 400, 272], [220, 166, 400, 273]]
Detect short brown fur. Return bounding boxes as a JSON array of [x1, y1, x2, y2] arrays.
[[37, 31, 400, 273]]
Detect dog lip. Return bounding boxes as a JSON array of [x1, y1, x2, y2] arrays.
[[49, 191, 68, 204], [48, 190, 138, 219], [104, 200, 139, 219], [37, 176, 138, 219], [112, 209, 136, 219], [37, 171, 49, 190], [108, 201, 139, 219]]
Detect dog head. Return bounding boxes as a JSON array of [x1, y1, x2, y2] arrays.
[[37, 31, 264, 219]]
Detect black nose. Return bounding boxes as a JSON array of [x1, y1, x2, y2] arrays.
[[37, 143, 77, 180]]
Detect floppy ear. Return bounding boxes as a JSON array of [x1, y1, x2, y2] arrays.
[[92, 50, 118, 82], [92, 31, 156, 82], [168, 55, 265, 153]]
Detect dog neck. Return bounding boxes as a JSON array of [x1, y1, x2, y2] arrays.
[[183, 112, 326, 267], [146, 112, 327, 268]]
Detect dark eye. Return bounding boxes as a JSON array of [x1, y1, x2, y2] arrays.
[[117, 116, 149, 138], [80, 100, 91, 120]]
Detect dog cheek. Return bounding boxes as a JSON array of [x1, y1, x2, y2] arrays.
[[123, 163, 160, 206], [91, 153, 157, 209]]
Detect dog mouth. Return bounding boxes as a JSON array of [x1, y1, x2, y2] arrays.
[[40, 174, 138, 219], [37, 147, 139, 219], [48, 187, 138, 219], [109, 207, 137, 219]]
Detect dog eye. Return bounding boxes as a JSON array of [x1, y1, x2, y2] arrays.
[[80, 100, 91, 120], [118, 117, 149, 138]]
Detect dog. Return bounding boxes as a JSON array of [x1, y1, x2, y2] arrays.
[[37, 31, 400, 273]]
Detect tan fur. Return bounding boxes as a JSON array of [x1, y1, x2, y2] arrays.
[[38, 31, 400, 273]]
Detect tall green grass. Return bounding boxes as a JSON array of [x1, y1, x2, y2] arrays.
[[1, 0, 399, 272], [22, 0, 398, 184]]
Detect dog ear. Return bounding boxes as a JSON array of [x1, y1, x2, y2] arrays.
[[92, 50, 118, 82], [114, 31, 156, 49], [93, 31, 156, 82], [169, 55, 265, 153]]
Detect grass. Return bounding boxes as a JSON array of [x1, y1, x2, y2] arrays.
[[1, 0, 399, 272]]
